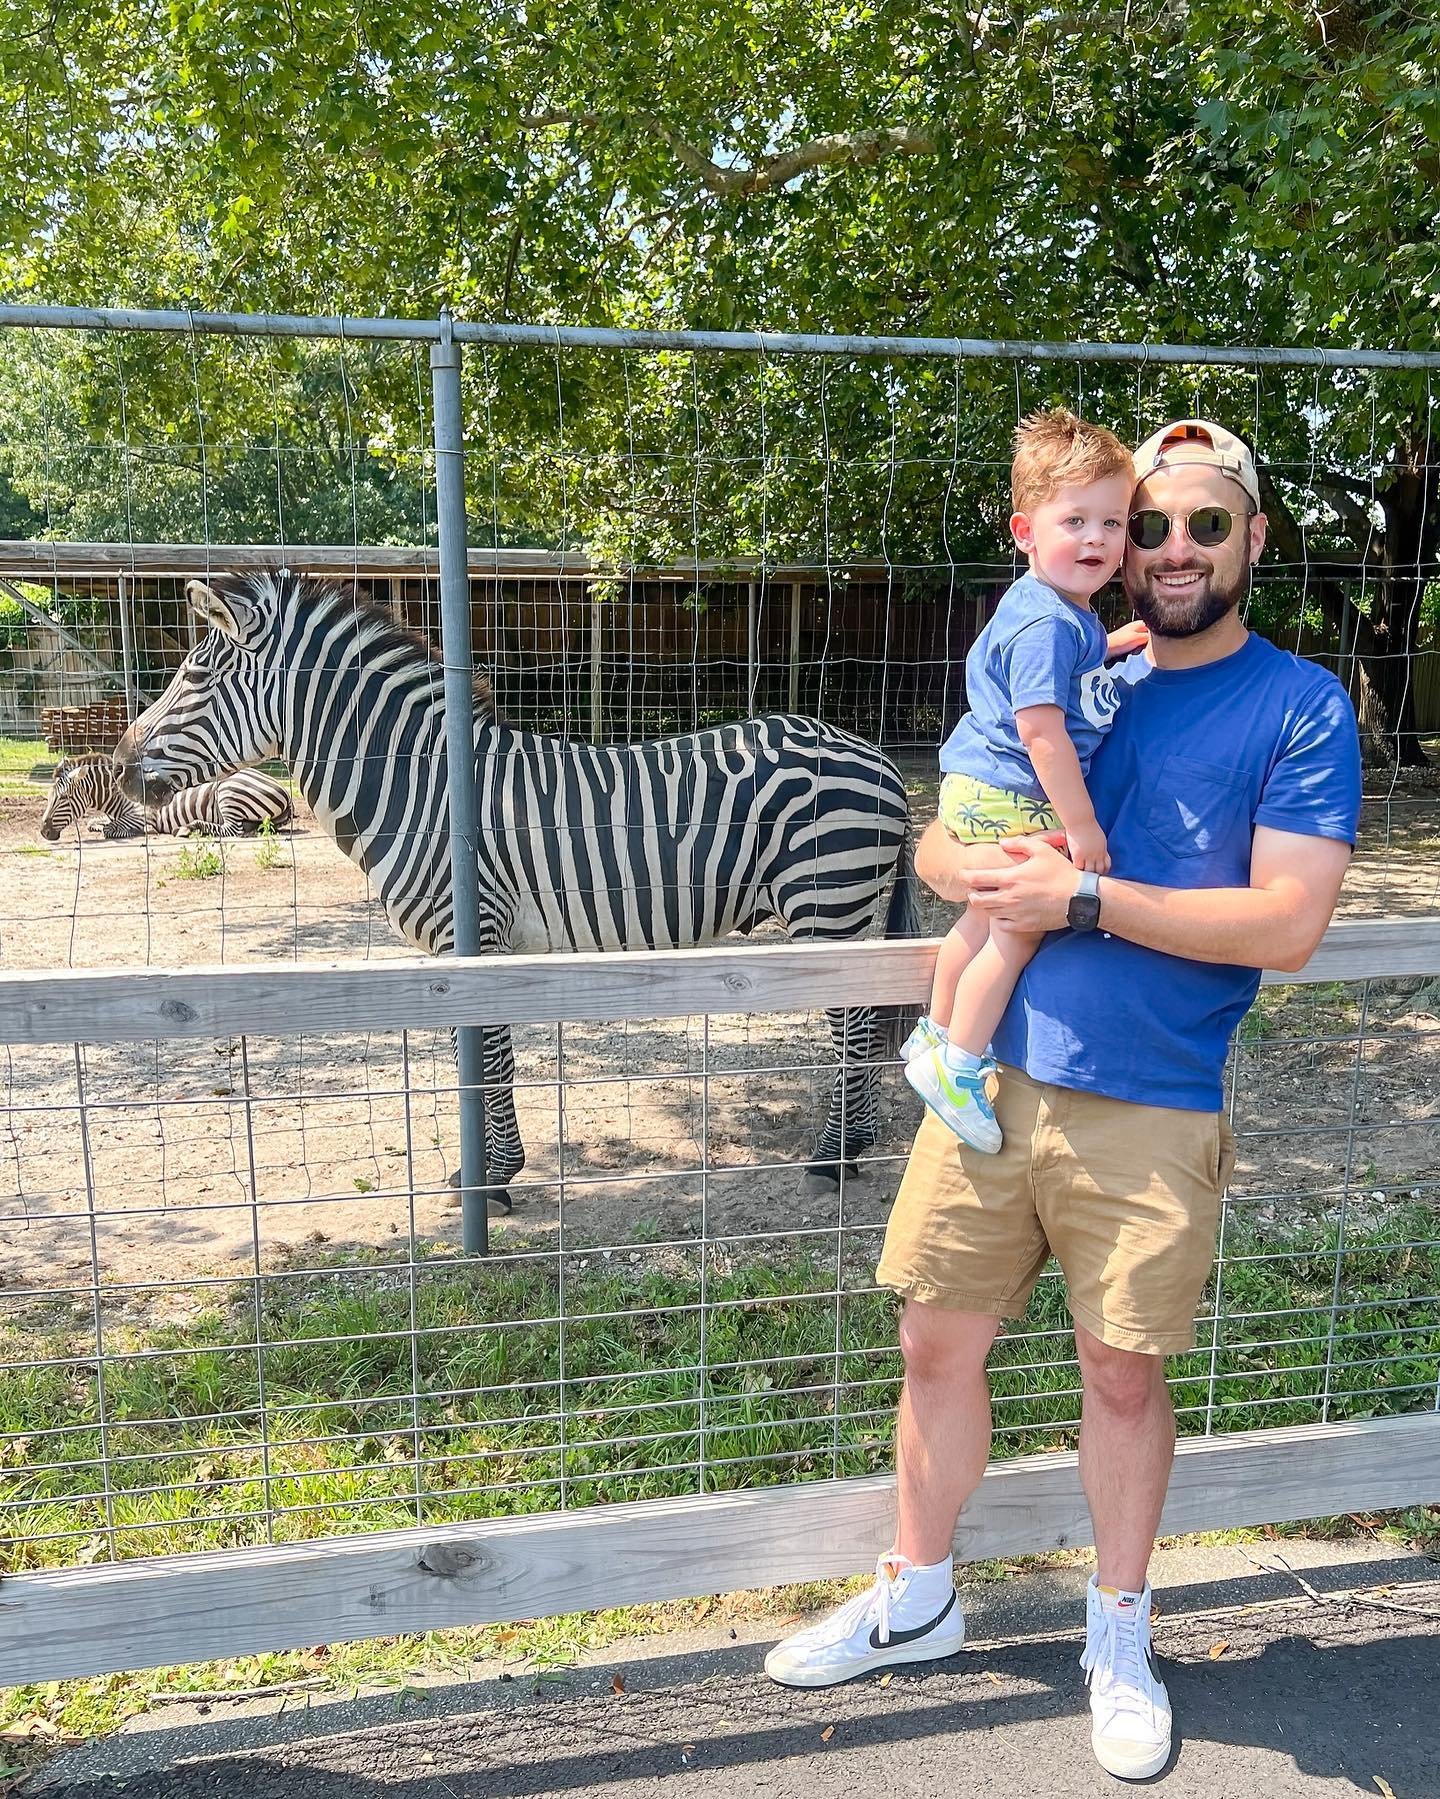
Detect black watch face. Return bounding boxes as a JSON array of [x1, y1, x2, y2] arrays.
[[1068, 893, 1101, 932]]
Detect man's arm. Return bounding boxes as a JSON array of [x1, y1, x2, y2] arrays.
[[961, 827, 1352, 973]]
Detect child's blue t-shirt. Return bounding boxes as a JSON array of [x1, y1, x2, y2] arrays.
[[991, 632, 1363, 1112], [939, 572, 1121, 802]]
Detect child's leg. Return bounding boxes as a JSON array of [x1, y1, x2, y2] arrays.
[[926, 839, 1025, 1030], [928, 907, 990, 1029], [947, 922, 1046, 1059]]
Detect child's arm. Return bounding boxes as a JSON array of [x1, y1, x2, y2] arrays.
[[1015, 704, 1109, 873]]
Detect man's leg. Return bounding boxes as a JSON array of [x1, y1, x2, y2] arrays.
[[895, 1301, 1001, 1562], [763, 1300, 999, 1687], [1074, 1324, 1174, 1590], [1073, 1324, 1175, 1779]]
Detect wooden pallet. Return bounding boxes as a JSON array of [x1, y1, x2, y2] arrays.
[[40, 698, 131, 754]]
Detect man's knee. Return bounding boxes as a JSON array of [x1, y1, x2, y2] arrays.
[[1079, 1335, 1168, 1419], [899, 1301, 998, 1384]]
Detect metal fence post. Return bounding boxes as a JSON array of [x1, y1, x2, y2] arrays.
[[430, 309, 490, 1255]]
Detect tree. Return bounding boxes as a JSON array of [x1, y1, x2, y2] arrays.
[[2, 3, 1437, 755]]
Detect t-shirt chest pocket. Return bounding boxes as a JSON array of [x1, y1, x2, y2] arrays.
[[1142, 755, 1251, 858]]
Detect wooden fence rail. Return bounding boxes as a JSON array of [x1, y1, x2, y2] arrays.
[[3, 917, 1439, 1048]]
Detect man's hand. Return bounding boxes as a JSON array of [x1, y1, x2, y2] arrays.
[[966, 836, 1078, 931]]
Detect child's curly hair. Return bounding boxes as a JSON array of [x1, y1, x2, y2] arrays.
[[1011, 408, 1133, 515]]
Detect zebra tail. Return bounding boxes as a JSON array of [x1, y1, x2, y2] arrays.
[[875, 824, 922, 1056]]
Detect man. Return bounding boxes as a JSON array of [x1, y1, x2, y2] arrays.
[[763, 421, 1362, 1781]]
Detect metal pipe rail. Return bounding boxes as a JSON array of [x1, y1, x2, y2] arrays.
[[3, 303, 1440, 369]]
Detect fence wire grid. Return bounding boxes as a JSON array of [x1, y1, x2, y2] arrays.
[[0, 311, 1437, 1581]]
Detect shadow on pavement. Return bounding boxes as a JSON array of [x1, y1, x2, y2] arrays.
[[28, 1608, 1440, 1798]]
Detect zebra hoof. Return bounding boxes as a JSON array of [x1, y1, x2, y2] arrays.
[[444, 1171, 515, 1216], [800, 1159, 860, 1194]]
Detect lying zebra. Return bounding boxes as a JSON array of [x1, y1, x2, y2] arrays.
[[115, 570, 918, 1205], [40, 752, 294, 841]]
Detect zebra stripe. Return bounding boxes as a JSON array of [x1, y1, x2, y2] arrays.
[[115, 571, 918, 1198]]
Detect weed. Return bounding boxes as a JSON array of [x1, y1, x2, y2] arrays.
[[254, 818, 285, 873], [173, 836, 223, 880]]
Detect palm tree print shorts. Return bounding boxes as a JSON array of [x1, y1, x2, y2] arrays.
[[938, 771, 1061, 842]]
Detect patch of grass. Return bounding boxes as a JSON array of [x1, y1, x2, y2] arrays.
[[3, 1209, 1438, 1577], [2, 1210, 1437, 1779], [172, 835, 223, 880], [9, 844, 52, 857], [0, 736, 50, 796]]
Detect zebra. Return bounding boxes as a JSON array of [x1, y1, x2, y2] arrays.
[[114, 569, 918, 1208], [39, 752, 294, 841]]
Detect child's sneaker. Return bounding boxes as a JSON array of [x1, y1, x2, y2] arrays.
[[899, 1015, 947, 1062], [905, 1048, 1002, 1154], [764, 1554, 965, 1688]]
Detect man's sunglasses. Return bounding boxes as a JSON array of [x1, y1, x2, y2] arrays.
[[1127, 506, 1252, 551]]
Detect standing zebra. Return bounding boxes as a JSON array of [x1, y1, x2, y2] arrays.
[[115, 570, 918, 1206], [39, 753, 293, 841]]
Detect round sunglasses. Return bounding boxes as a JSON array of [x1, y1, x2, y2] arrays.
[[1127, 505, 1252, 551]]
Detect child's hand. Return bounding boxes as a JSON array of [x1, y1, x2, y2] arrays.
[[1066, 819, 1111, 873], [1106, 619, 1150, 659]]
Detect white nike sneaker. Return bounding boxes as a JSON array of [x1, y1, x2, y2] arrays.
[[1080, 1577, 1172, 1780], [764, 1554, 965, 1688]]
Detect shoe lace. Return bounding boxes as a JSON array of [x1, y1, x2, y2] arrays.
[[811, 1554, 909, 1647], [1080, 1601, 1154, 1724]]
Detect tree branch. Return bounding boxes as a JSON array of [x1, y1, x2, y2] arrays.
[[519, 110, 602, 129], [1312, 477, 1379, 549], [657, 122, 936, 196], [518, 112, 935, 196]]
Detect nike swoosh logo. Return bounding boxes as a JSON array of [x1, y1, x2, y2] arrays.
[[868, 1590, 958, 1650]]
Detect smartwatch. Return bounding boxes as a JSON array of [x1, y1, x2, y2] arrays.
[[1067, 870, 1102, 933]]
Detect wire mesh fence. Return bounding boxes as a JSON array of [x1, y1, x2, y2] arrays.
[[0, 312, 1437, 1642]]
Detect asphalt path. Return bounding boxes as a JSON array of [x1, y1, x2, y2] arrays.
[[28, 1573, 1440, 1798]]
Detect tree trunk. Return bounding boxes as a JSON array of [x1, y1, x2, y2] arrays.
[[1362, 465, 1437, 770]]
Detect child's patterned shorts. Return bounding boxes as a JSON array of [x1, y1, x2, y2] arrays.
[[938, 771, 1061, 842]]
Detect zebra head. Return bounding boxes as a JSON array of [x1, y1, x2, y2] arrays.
[[115, 573, 287, 807], [39, 756, 111, 840]]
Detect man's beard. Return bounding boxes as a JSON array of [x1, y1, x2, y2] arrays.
[[1126, 560, 1249, 639]]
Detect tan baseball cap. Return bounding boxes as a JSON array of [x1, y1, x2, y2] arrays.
[[1132, 419, 1261, 508]]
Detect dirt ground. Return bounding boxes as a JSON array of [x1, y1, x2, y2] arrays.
[[1, 764, 1438, 1314]]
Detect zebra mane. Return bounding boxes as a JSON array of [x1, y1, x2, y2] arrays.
[[55, 752, 115, 778], [212, 568, 498, 717]]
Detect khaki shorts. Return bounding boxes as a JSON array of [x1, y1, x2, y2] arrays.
[[876, 1066, 1236, 1356]]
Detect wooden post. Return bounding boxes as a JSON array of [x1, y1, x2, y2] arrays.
[[116, 573, 140, 723], [787, 581, 802, 714]]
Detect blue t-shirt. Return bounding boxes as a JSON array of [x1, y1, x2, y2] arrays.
[[991, 632, 1363, 1112], [939, 572, 1121, 801]]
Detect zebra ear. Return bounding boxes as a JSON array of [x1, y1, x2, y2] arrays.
[[186, 579, 255, 640]]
